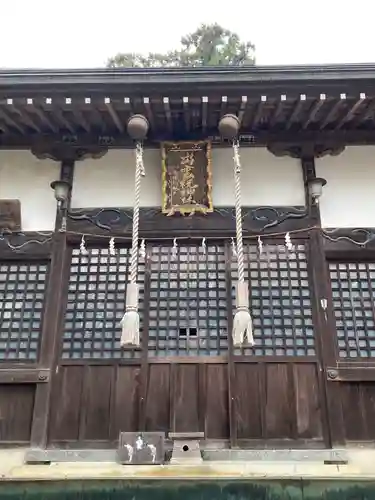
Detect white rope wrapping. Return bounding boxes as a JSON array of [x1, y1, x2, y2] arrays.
[[233, 141, 245, 283], [232, 140, 254, 346], [130, 142, 145, 284], [120, 142, 145, 347]]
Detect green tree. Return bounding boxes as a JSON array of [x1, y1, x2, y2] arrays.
[[107, 23, 255, 68]]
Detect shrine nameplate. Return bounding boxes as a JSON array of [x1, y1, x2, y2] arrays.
[[161, 140, 213, 215], [0, 200, 21, 231]]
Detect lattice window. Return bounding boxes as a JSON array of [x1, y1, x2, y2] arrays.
[[231, 242, 315, 356], [0, 261, 48, 361], [148, 243, 228, 356], [62, 247, 144, 359], [329, 262, 375, 359]]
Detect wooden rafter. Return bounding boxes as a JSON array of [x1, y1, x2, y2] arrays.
[[335, 94, 366, 129], [238, 96, 248, 124], [201, 96, 208, 133], [0, 107, 26, 134], [52, 106, 76, 134], [269, 96, 286, 128], [302, 95, 326, 129], [348, 97, 375, 128], [285, 95, 307, 130], [220, 96, 227, 117], [183, 97, 190, 131], [320, 95, 347, 130], [143, 97, 155, 131], [26, 99, 58, 133], [7, 101, 41, 133], [104, 98, 124, 133], [250, 96, 267, 129], [75, 109, 91, 133], [163, 97, 172, 133]]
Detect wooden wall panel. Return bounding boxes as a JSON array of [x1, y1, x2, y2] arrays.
[[49, 366, 84, 441], [49, 365, 140, 444], [264, 364, 293, 438], [205, 365, 228, 439], [110, 366, 140, 438], [80, 366, 113, 441], [234, 363, 323, 443], [339, 382, 375, 441], [0, 384, 35, 442], [235, 364, 262, 439], [172, 364, 200, 433], [294, 364, 323, 439], [144, 364, 229, 439], [47, 362, 326, 446], [145, 364, 170, 432]]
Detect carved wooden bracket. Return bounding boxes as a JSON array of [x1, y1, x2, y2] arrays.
[[267, 143, 345, 159], [31, 138, 108, 163], [0, 199, 21, 231]]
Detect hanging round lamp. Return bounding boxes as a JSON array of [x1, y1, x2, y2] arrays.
[[127, 114, 149, 140]]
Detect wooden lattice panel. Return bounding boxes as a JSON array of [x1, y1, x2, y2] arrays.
[[231, 242, 315, 356], [0, 261, 48, 361], [148, 243, 228, 356], [329, 262, 375, 359], [62, 247, 145, 359]]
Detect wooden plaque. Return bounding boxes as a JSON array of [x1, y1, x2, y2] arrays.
[[0, 200, 21, 231], [161, 141, 213, 215]]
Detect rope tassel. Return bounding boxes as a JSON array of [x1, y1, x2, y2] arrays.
[[120, 142, 145, 347], [232, 140, 254, 347], [233, 282, 254, 346], [121, 282, 140, 346]]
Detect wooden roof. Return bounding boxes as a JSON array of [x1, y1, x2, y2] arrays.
[[1, 64, 375, 146]]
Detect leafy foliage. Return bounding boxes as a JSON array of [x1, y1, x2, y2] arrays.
[[107, 23, 255, 68]]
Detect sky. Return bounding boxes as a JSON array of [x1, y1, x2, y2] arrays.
[[2, 0, 375, 68]]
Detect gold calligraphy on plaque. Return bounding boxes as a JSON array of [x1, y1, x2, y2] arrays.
[[161, 141, 213, 215]]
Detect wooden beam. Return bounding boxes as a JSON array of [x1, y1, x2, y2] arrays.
[[104, 97, 124, 133], [2, 129, 375, 150], [302, 94, 326, 129], [201, 96, 208, 133], [0, 369, 50, 384], [320, 94, 347, 130], [327, 366, 375, 382], [286, 94, 306, 130], [163, 97, 172, 133], [335, 93, 366, 129], [183, 96, 190, 131]]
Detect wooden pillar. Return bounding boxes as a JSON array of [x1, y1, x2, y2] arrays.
[[30, 141, 108, 448], [268, 141, 346, 447], [225, 241, 237, 448], [301, 151, 346, 447]]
